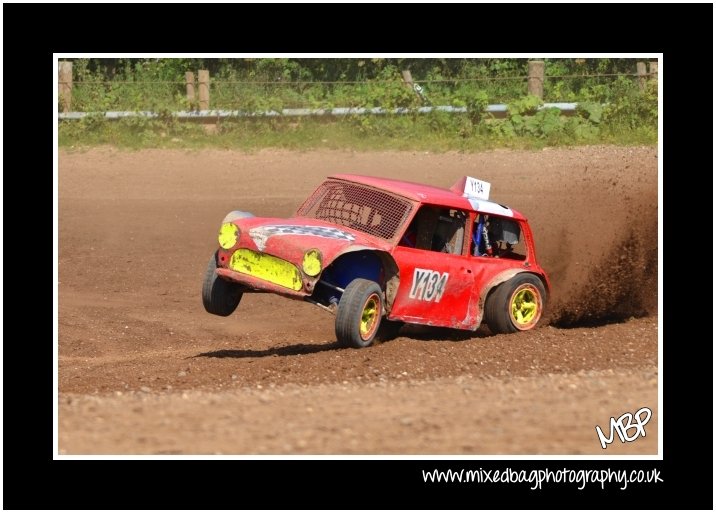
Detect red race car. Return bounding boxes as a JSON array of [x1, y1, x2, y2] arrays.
[[203, 174, 550, 348]]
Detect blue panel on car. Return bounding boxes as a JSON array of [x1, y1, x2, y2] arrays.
[[330, 252, 382, 288]]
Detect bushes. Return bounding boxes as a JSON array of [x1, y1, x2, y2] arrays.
[[59, 58, 657, 150], [338, 87, 654, 148], [59, 89, 656, 150], [66, 58, 655, 112]]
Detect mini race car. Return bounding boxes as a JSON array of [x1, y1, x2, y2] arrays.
[[203, 174, 550, 348]]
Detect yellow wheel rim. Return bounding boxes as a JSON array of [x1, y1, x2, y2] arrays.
[[359, 293, 380, 340], [510, 284, 541, 329]]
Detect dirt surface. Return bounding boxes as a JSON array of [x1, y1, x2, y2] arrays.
[[58, 146, 659, 455]]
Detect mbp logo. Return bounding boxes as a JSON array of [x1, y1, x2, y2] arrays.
[[595, 407, 652, 449]]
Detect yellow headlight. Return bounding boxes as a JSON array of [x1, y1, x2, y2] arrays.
[[218, 222, 239, 249], [302, 249, 322, 276]]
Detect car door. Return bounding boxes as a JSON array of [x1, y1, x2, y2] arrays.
[[388, 205, 476, 329], [389, 246, 475, 329]]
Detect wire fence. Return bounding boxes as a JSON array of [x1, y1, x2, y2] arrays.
[[62, 69, 656, 113]]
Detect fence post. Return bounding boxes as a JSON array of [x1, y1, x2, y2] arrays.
[[401, 69, 424, 102], [648, 61, 658, 82], [636, 62, 647, 91], [198, 69, 210, 110], [401, 69, 414, 88], [527, 60, 544, 99], [185, 71, 195, 108], [59, 61, 73, 112]]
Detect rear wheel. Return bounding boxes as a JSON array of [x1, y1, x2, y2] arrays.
[[485, 274, 546, 334], [335, 279, 383, 348], [202, 251, 242, 316]]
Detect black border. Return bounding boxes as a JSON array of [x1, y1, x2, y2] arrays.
[[3, 3, 712, 510]]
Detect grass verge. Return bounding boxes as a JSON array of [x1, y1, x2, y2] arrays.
[[58, 114, 657, 152]]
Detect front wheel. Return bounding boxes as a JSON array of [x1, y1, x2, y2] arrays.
[[202, 251, 243, 316], [335, 279, 383, 348], [484, 274, 546, 334]]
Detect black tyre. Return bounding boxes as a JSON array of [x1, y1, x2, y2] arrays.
[[202, 251, 242, 316], [335, 279, 383, 348], [484, 274, 546, 334]]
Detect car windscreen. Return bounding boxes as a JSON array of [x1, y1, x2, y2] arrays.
[[297, 180, 414, 241]]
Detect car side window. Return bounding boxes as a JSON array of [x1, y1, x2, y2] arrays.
[[471, 214, 526, 260], [399, 206, 466, 255]]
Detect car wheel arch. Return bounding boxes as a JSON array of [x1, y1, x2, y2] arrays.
[[477, 269, 548, 327], [324, 247, 400, 312]]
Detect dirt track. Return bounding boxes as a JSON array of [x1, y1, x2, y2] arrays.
[[58, 146, 659, 455]]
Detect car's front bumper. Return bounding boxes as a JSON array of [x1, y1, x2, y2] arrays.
[[215, 246, 314, 301], [216, 267, 311, 299]]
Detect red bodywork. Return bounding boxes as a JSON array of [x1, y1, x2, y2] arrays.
[[214, 174, 550, 331]]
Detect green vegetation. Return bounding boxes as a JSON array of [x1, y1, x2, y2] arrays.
[[59, 58, 658, 151]]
